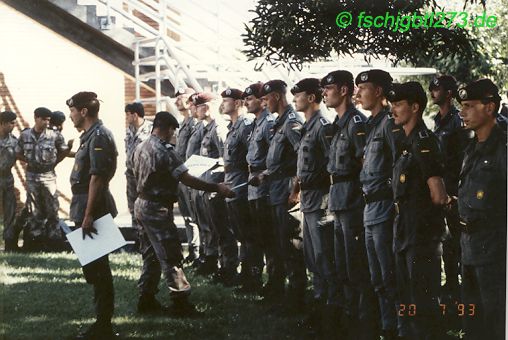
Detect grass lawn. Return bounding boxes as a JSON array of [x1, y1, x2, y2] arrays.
[[0, 250, 309, 340]]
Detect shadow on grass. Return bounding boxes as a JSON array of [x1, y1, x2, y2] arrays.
[[1, 252, 304, 340]]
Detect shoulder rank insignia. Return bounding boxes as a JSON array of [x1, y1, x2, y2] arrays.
[[418, 130, 429, 139], [319, 117, 330, 126], [165, 143, 174, 149], [353, 115, 362, 124], [266, 115, 275, 122], [288, 112, 296, 120], [243, 118, 253, 126]]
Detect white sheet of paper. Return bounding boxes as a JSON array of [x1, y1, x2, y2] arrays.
[[66, 214, 127, 266], [184, 154, 221, 177]]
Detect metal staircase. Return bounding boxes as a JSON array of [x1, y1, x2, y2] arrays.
[[48, 0, 437, 112]]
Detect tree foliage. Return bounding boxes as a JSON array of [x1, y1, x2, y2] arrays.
[[243, 0, 491, 76]]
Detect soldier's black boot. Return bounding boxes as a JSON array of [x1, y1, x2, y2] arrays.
[[4, 239, 20, 252], [195, 255, 218, 276], [169, 297, 200, 318], [75, 321, 118, 340], [137, 294, 167, 314]]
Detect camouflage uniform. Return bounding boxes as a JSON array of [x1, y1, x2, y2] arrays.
[[125, 119, 153, 235], [70, 119, 118, 327], [16, 127, 68, 242], [175, 116, 199, 260], [200, 119, 238, 275], [1, 133, 18, 243], [223, 116, 254, 280], [133, 134, 191, 300], [264, 105, 306, 296], [297, 111, 337, 304]]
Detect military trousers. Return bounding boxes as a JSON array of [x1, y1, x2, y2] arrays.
[[272, 202, 306, 293], [78, 217, 114, 324], [25, 171, 60, 240], [395, 243, 443, 340], [303, 209, 338, 304], [442, 205, 461, 295], [1, 175, 17, 241], [192, 190, 218, 257], [226, 198, 257, 271], [178, 183, 199, 259], [249, 197, 283, 286], [334, 209, 378, 329], [134, 198, 190, 299], [206, 193, 238, 272], [461, 259, 506, 340], [365, 219, 397, 331]]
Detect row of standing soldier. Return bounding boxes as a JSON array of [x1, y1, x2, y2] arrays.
[[0, 70, 505, 340]]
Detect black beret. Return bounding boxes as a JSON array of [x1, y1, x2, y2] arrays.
[[153, 111, 179, 129], [320, 70, 354, 87], [428, 75, 458, 92], [66, 91, 98, 108], [290, 78, 321, 95], [457, 78, 501, 103], [355, 69, 393, 91], [387, 82, 427, 111], [221, 88, 244, 100], [261, 80, 287, 96], [34, 107, 52, 118], [0, 110, 17, 123], [50, 111, 66, 125], [242, 83, 264, 99], [192, 92, 215, 106]]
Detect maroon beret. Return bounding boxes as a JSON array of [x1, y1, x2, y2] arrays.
[[221, 88, 243, 100], [242, 83, 264, 99], [192, 92, 215, 106]]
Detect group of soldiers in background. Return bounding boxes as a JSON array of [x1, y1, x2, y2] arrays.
[[0, 69, 506, 340], [120, 70, 506, 340], [1, 108, 72, 252]]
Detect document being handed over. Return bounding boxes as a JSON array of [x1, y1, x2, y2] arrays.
[[66, 214, 127, 266]]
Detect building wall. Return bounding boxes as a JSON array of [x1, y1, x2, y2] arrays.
[[0, 1, 133, 220]]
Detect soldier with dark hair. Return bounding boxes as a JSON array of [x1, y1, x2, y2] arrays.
[[124, 101, 152, 250], [1, 111, 20, 251], [133, 111, 235, 316], [16, 106, 70, 251], [389, 82, 448, 339], [67, 91, 119, 339], [457, 79, 506, 340]]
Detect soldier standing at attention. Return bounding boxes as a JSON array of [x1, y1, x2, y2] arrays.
[[174, 88, 200, 264], [133, 111, 235, 316], [124, 102, 152, 249], [66, 91, 119, 340], [221, 88, 255, 287], [251, 80, 306, 305], [356, 69, 398, 339], [16, 107, 70, 251], [322, 70, 380, 339], [196, 92, 237, 284], [185, 94, 210, 269], [456, 79, 506, 340], [243, 82, 276, 293], [389, 82, 448, 340], [428, 75, 469, 305], [1, 111, 20, 251]]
